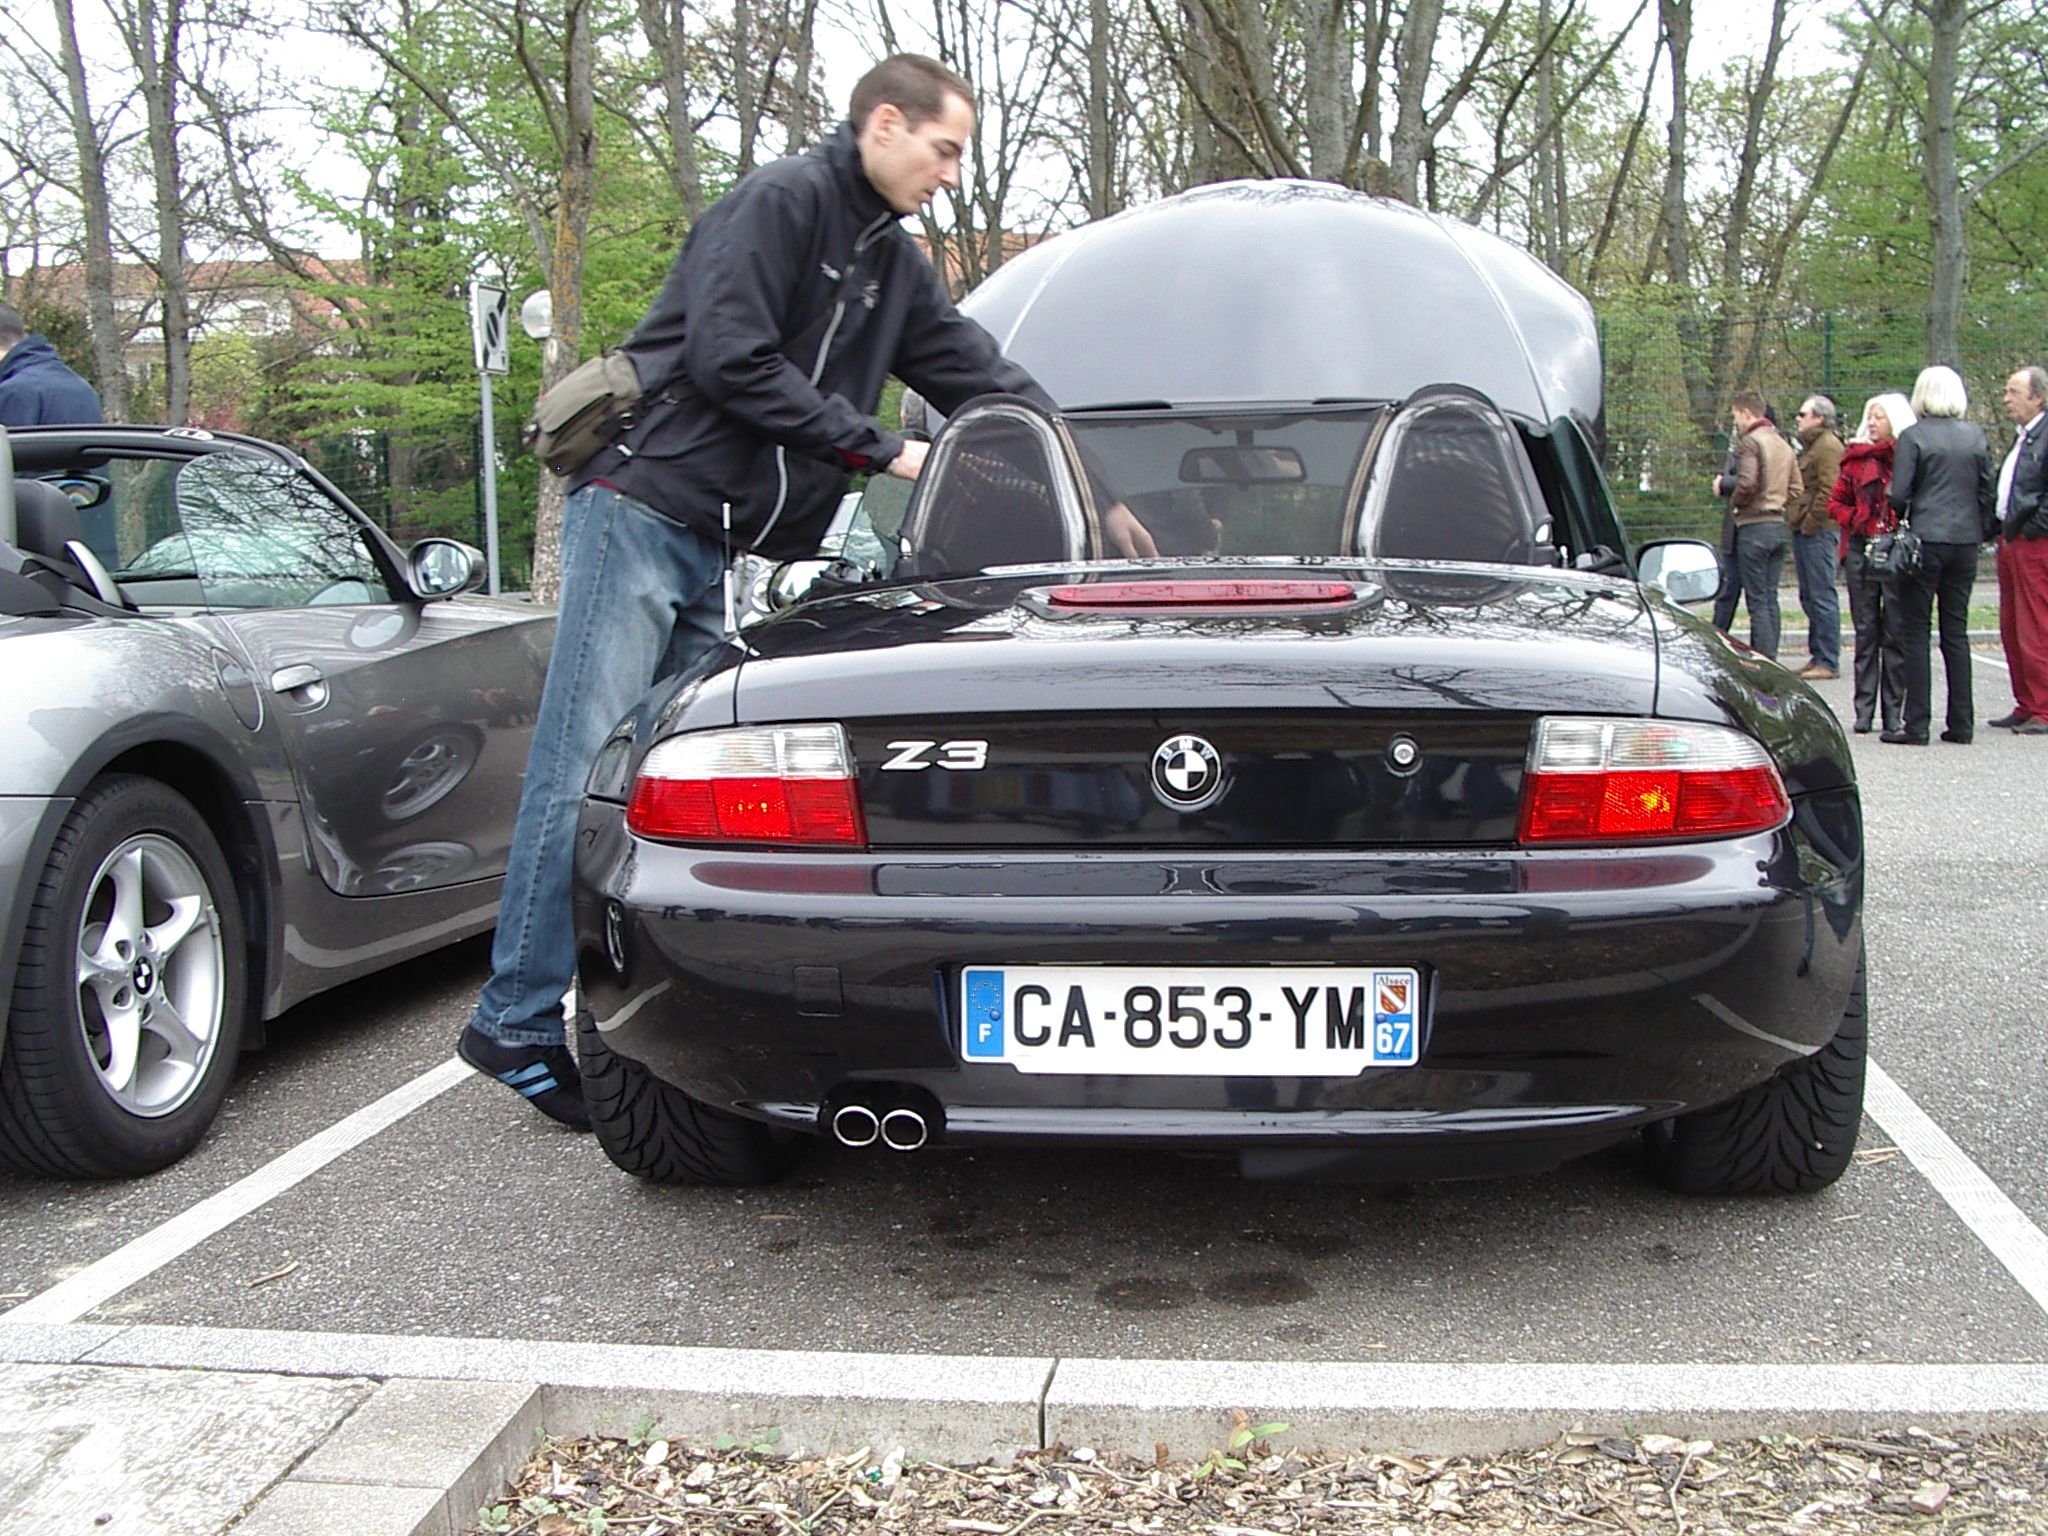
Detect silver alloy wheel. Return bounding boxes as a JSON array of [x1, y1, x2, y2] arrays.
[[72, 833, 227, 1118]]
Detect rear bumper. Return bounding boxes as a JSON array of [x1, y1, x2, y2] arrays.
[[572, 793, 1862, 1174]]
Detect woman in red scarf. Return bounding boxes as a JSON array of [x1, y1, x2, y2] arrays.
[[1829, 391, 1917, 733]]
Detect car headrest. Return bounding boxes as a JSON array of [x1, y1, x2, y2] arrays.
[[13, 479, 87, 561]]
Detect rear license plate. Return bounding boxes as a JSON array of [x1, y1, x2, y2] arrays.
[[958, 966, 1421, 1076]]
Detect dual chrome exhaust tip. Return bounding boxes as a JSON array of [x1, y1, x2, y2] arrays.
[[828, 1099, 932, 1151]]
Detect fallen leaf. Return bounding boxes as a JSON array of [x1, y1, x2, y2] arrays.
[[1640, 1434, 1688, 1457]]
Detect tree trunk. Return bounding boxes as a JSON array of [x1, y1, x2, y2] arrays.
[[781, 0, 819, 153], [638, 0, 706, 222], [1649, 0, 1717, 438], [1532, 0, 1560, 269], [1922, 0, 1966, 365], [1388, 0, 1445, 203], [120, 0, 192, 424], [1302, 0, 1351, 182], [52, 0, 130, 420], [1086, 0, 1112, 217], [529, 0, 596, 604]]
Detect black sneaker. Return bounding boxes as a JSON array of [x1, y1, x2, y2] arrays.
[[457, 1024, 592, 1130]]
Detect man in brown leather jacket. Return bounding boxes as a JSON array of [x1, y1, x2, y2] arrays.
[[1724, 389, 1803, 662], [1790, 395, 1845, 678]]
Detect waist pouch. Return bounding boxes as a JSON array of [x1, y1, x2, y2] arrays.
[[525, 351, 652, 477]]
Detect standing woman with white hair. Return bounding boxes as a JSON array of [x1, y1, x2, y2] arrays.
[[1884, 365, 1998, 744], [1828, 392, 1916, 734]]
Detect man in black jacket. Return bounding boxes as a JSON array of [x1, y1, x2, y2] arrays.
[[1992, 365, 2048, 733], [460, 55, 1152, 1126]]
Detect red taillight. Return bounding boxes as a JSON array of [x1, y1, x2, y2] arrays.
[[626, 725, 866, 847], [1045, 580, 1356, 609], [1517, 719, 1790, 844]]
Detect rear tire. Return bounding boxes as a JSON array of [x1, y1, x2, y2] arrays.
[[1, 776, 248, 1179], [577, 1010, 806, 1185], [1644, 947, 1867, 1195]]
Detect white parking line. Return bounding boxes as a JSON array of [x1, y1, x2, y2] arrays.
[[0, 1058, 468, 1328], [9, 1048, 2048, 1361], [1865, 1058, 2048, 1317]]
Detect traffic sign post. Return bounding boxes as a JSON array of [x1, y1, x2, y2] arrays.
[[469, 279, 510, 595]]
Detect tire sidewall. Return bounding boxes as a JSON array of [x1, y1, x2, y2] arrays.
[[11, 777, 248, 1177]]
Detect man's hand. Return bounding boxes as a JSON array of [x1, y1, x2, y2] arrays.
[[1104, 501, 1158, 558], [886, 439, 930, 480]]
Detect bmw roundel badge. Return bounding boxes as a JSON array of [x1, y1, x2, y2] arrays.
[[1151, 734, 1225, 811]]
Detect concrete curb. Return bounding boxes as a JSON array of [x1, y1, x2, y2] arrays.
[[7, 1324, 2048, 1534]]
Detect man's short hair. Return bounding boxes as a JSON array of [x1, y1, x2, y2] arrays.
[[850, 54, 973, 132], [2015, 365, 2048, 407], [1731, 389, 1768, 418], [1911, 364, 1968, 419], [0, 303, 24, 346], [1802, 395, 1838, 431]]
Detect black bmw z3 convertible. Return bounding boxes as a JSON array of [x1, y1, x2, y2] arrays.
[[570, 181, 1864, 1196]]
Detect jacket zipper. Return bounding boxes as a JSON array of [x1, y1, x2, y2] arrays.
[[757, 210, 896, 548]]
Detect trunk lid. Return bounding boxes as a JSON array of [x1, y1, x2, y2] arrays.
[[735, 564, 1659, 848]]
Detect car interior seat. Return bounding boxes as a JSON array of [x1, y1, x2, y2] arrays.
[[1351, 385, 1556, 566], [13, 477, 131, 608]]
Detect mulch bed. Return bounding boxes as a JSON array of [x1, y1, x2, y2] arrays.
[[469, 1419, 2048, 1534]]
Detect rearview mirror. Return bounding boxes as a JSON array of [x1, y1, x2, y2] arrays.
[[1179, 445, 1306, 485]]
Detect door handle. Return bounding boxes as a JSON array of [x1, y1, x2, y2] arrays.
[[269, 664, 329, 706]]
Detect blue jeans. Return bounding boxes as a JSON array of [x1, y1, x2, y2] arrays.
[[1733, 519, 1788, 661], [472, 485, 727, 1045], [1791, 529, 1841, 669]]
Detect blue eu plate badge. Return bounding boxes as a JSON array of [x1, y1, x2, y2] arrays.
[[963, 969, 1006, 1059]]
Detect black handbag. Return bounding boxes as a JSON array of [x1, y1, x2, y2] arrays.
[[1867, 525, 1923, 578]]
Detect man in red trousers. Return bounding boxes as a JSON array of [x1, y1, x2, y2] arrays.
[[1993, 366, 2048, 734]]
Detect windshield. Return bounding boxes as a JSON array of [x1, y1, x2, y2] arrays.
[[889, 395, 1557, 581]]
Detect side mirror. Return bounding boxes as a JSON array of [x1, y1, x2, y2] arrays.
[[407, 538, 485, 600], [1636, 539, 1723, 605], [769, 558, 835, 611]]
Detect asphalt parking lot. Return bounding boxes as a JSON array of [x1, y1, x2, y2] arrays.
[[3, 647, 2044, 1384]]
